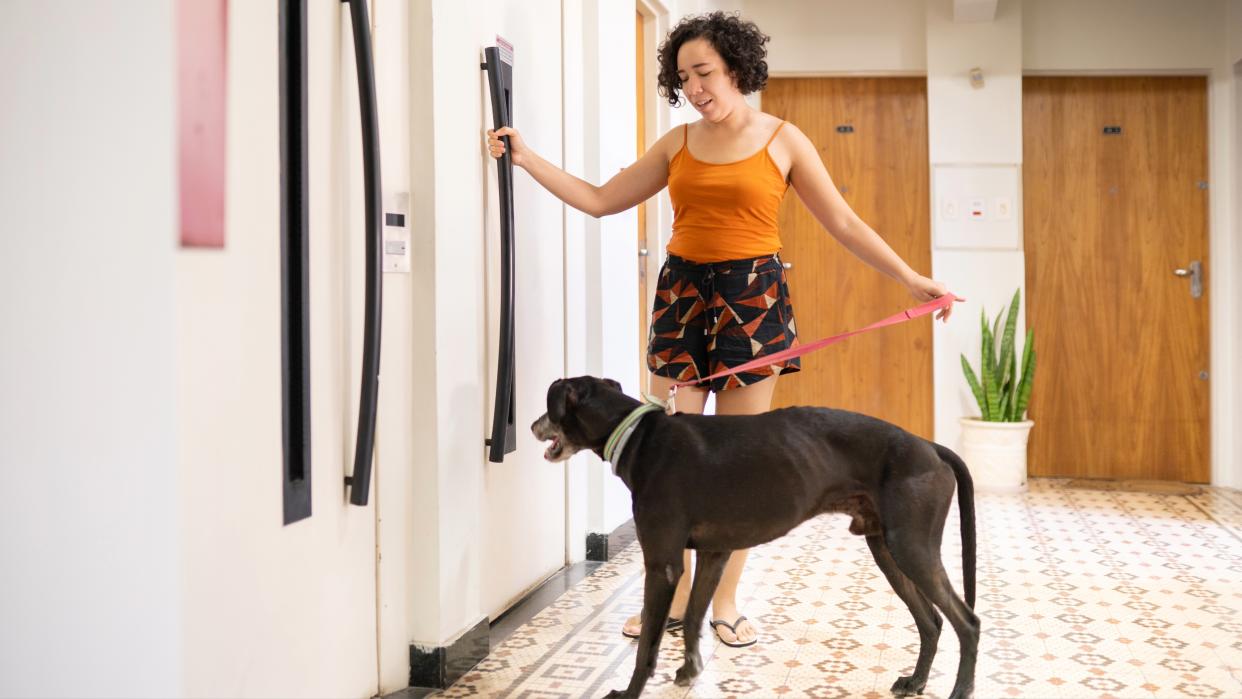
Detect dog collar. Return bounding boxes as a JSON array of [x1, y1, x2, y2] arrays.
[[603, 403, 662, 467]]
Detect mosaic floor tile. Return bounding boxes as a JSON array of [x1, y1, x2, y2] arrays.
[[433, 480, 1242, 698]]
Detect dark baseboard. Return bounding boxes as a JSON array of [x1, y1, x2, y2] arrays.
[[394, 520, 637, 696], [585, 532, 609, 561], [408, 617, 489, 689], [586, 519, 636, 562], [489, 560, 602, 647]]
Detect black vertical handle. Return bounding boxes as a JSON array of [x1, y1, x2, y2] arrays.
[[280, 0, 312, 525], [483, 47, 517, 462], [342, 0, 383, 505]]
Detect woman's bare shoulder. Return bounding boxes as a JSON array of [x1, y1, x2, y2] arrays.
[[770, 119, 815, 155], [650, 121, 697, 160]]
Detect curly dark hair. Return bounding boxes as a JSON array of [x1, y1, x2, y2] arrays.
[[657, 12, 770, 108]]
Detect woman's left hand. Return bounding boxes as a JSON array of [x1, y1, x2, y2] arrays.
[[905, 275, 960, 322]]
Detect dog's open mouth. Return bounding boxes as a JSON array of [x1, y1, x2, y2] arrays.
[[543, 435, 564, 461], [532, 413, 574, 462]]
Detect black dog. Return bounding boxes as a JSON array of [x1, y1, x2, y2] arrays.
[[532, 376, 978, 699]]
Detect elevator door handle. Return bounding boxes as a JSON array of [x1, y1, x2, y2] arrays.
[[483, 45, 517, 463], [341, 0, 383, 506]]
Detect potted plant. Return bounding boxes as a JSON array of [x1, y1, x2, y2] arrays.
[[959, 289, 1036, 493]]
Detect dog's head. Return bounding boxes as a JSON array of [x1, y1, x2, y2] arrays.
[[530, 376, 628, 462]]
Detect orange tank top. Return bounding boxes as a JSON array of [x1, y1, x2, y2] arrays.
[[666, 121, 789, 263]]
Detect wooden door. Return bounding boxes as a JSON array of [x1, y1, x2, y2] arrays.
[[636, 9, 648, 387], [1023, 76, 1210, 482], [762, 78, 933, 439]]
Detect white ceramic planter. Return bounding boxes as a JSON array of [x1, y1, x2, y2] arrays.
[[958, 418, 1034, 494]]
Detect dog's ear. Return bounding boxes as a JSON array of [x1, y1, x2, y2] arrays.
[[601, 378, 623, 392], [548, 379, 579, 423]]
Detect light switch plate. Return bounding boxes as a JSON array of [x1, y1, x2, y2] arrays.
[[383, 192, 411, 274], [932, 165, 1021, 250]]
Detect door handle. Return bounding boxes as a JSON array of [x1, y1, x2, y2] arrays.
[[483, 43, 517, 463], [782, 261, 793, 270], [1173, 260, 1203, 299], [279, 0, 312, 524], [341, 0, 383, 506]]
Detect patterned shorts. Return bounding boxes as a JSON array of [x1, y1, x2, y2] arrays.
[[647, 253, 801, 392]]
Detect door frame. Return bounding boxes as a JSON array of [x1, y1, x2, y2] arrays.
[[635, 0, 671, 396]]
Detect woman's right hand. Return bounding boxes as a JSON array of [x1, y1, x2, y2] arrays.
[[486, 127, 528, 167]]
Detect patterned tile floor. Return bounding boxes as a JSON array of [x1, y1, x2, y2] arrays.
[[439, 480, 1242, 698]]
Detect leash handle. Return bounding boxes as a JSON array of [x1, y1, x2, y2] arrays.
[[668, 292, 958, 398]]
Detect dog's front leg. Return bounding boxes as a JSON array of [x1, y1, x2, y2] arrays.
[[602, 559, 682, 699], [676, 550, 729, 686]]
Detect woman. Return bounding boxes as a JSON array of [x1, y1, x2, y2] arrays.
[[487, 11, 954, 648]]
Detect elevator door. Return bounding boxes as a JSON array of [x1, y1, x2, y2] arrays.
[[481, 0, 569, 619]]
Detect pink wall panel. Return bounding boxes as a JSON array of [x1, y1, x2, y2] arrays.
[[178, 0, 228, 248]]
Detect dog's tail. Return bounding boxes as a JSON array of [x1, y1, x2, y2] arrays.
[[935, 443, 976, 609]]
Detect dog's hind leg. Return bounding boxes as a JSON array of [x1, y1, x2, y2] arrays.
[[885, 531, 980, 699], [604, 556, 684, 699], [675, 550, 729, 686], [865, 535, 942, 696]]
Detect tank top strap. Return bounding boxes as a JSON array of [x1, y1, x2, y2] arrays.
[[764, 121, 787, 148]]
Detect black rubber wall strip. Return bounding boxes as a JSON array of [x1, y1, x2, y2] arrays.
[[280, 0, 312, 525], [343, 0, 383, 506], [483, 46, 517, 463]]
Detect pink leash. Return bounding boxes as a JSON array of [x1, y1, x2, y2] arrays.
[[663, 293, 959, 413]]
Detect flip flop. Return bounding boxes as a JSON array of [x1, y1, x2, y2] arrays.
[[710, 615, 758, 648], [620, 616, 683, 639]]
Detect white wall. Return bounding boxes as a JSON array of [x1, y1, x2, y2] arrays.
[[373, 0, 421, 691], [1233, 1, 1242, 64], [1024, 0, 1227, 70], [926, 0, 1026, 458], [0, 2, 182, 695], [1233, 0, 1242, 485], [564, 0, 591, 567], [744, 0, 927, 75]]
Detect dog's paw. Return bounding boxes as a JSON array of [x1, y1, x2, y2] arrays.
[[674, 659, 702, 686], [890, 675, 927, 696], [601, 691, 630, 699]]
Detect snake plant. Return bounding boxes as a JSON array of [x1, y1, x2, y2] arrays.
[[960, 289, 1035, 422]]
